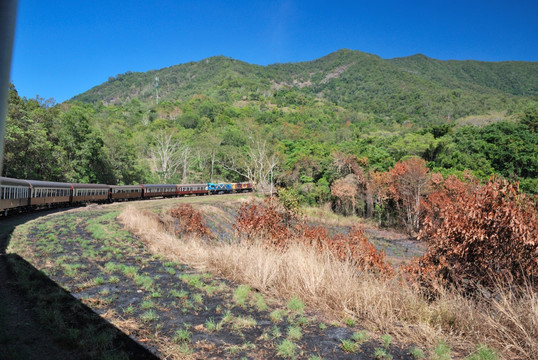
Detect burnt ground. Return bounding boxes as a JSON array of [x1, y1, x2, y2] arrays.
[[2, 199, 424, 359], [0, 209, 157, 360]]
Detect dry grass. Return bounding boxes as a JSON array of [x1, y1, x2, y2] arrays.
[[302, 203, 364, 227], [101, 309, 141, 336], [455, 110, 512, 127], [118, 205, 537, 359]]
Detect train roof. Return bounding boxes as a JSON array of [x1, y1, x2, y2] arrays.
[[71, 183, 110, 189], [142, 184, 178, 188], [8, 178, 73, 188], [0, 177, 30, 187]]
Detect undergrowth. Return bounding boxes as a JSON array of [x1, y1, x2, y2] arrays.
[[116, 196, 538, 360]]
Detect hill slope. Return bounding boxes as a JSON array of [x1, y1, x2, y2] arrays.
[[72, 49, 537, 123]]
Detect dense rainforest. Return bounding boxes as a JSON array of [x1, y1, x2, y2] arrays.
[[4, 49, 537, 205]]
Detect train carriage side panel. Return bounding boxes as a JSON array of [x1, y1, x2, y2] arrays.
[[26, 179, 72, 207], [208, 183, 233, 194], [178, 183, 208, 196], [110, 185, 143, 201], [0, 177, 31, 214], [142, 184, 178, 198], [71, 183, 111, 203]]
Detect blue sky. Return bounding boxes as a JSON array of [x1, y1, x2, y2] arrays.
[[10, 0, 538, 103]]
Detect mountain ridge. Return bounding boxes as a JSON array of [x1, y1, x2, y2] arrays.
[[72, 49, 537, 123]]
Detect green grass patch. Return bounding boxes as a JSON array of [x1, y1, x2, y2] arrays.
[[140, 309, 159, 322], [466, 344, 499, 360], [286, 295, 305, 314], [269, 309, 286, 323], [276, 339, 297, 359], [341, 339, 359, 353], [233, 285, 251, 307], [173, 328, 191, 344], [287, 325, 302, 340], [352, 330, 369, 344]]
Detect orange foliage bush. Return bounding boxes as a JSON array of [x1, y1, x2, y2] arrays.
[[329, 226, 394, 277], [235, 198, 393, 277], [404, 177, 538, 292], [170, 204, 214, 239], [234, 198, 291, 247]]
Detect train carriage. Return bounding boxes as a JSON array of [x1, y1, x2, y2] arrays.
[[26, 179, 72, 207], [110, 185, 143, 201], [178, 183, 208, 196], [71, 183, 110, 203], [142, 184, 178, 198], [0, 177, 31, 215], [233, 182, 253, 193]]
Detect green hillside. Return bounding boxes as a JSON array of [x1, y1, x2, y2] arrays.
[[388, 54, 538, 96], [73, 49, 535, 124]]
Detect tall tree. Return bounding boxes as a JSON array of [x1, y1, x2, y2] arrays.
[[389, 157, 431, 235]]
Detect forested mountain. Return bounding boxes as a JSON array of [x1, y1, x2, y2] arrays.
[[388, 54, 538, 96], [73, 49, 537, 124], [5, 49, 537, 200]]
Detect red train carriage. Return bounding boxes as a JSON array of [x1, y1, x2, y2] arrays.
[[178, 183, 208, 196]]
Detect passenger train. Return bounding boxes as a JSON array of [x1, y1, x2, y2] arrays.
[[0, 177, 252, 216]]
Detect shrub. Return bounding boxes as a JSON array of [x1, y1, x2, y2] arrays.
[[234, 198, 291, 247], [170, 204, 213, 239], [235, 198, 394, 277], [405, 176, 537, 292]]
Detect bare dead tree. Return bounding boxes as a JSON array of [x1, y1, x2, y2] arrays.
[[222, 134, 278, 193], [178, 145, 193, 183], [148, 131, 183, 183]]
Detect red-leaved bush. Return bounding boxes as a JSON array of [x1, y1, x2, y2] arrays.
[[403, 177, 537, 292], [234, 198, 291, 247], [170, 204, 214, 239], [234, 198, 393, 277], [388, 157, 431, 236]]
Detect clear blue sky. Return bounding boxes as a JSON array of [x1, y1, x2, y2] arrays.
[[10, 0, 538, 103]]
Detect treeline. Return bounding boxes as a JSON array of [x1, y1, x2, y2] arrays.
[[3, 84, 145, 184], [3, 84, 537, 198]]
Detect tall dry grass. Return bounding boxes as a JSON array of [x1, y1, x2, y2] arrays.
[[118, 205, 537, 359]]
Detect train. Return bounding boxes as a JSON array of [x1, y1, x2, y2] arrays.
[[0, 177, 253, 216]]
